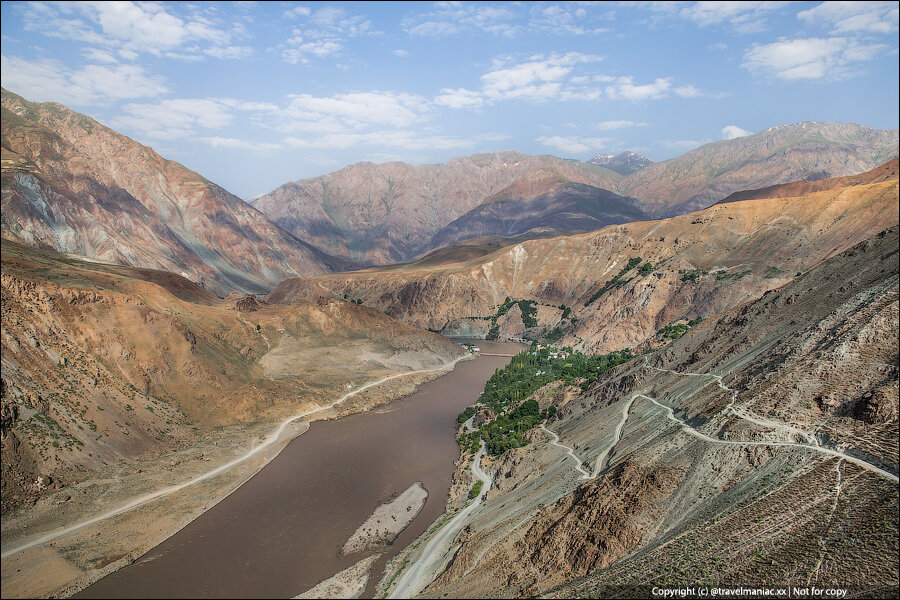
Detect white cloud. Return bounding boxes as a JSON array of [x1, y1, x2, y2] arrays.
[[536, 135, 611, 155], [403, 4, 522, 38], [406, 21, 462, 37], [481, 52, 602, 102], [283, 6, 312, 19], [281, 6, 377, 64], [674, 84, 702, 98], [743, 36, 887, 80], [404, 3, 616, 38], [82, 48, 119, 64], [434, 88, 484, 109], [112, 98, 235, 139], [466, 54, 711, 106], [21, 1, 253, 62], [594, 120, 648, 130], [91, 1, 188, 51], [202, 45, 254, 60], [722, 125, 753, 139], [241, 88, 487, 152], [283, 131, 473, 151], [237, 101, 280, 112], [199, 137, 282, 152], [798, 1, 899, 35], [528, 4, 612, 35], [680, 1, 792, 34], [0, 55, 167, 105], [606, 76, 672, 100], [283, 40, 342, 63], [255, 91, 429, 135], [393, 49, 410, 57]]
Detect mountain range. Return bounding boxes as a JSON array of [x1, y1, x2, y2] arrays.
[[251, 152, 625, 265], [1, 87, 898, 599], [255, 122, 896, 265], [268, 160, 899, 353], [587, 151, 654, 175], [1, 89, 353, 296], [3, 89, 897, 291]]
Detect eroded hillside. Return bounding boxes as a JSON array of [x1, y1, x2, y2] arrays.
[[0, 89, 352, 296], [409, 226, 898, 598], [252, 123, 897, 264], [420, 178, 645, 255], [0, 239, 465, 597], [619, 122, 898, 218], [1, 240, 462, 512], [269, 163, 899, 354]]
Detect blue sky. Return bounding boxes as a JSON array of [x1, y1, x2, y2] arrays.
[[2, 1, 898, 199]]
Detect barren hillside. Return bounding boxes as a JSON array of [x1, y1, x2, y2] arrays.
[[421, 178, 645, 255], [252, 123, 897, 264], [1, 240, 462, 514], [252, 153, 623, 264], [1, 89, 352, 296], [620, 122, 898, 217], [269, 162, 899, 354], [413, 226, 898, 598]]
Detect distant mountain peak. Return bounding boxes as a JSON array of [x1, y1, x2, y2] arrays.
[[587, 151, 654, 176]]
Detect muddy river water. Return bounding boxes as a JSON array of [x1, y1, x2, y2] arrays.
[[79, 341, 521, 599]]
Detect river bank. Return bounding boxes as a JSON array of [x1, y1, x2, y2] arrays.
[[68, 341, 519, 598], [1, 359, 462, 599]]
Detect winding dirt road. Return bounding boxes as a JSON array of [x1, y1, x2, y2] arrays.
[[383, 354, 899, 598], [1, 355, 469, 560], [541, 359, 897, 485], [388, 442, 493, 599], [642, 394, 898, 483]]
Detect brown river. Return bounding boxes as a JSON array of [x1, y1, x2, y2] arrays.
[[78, 341, 521, 599]]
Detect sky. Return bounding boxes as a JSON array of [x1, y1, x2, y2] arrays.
[[1, 1, 898, 199]]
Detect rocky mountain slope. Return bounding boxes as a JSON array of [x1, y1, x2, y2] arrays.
[[420, 177, 645, 255], [717, 157, 899, 205], [621, 121, 898, 218], [254, 123, 896, 265], [252, 153, 623, 264], [412, 225, 898, 598], [1, 89, 353, 296], [268, 162, 899, 354], [0, 239, 462, 516], [587, 151, 654, 176]]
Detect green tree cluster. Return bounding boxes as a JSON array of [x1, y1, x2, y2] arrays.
[[585, 257, 643, 306], [473, 347, 634, 454], [486, 297, 538, 338]]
